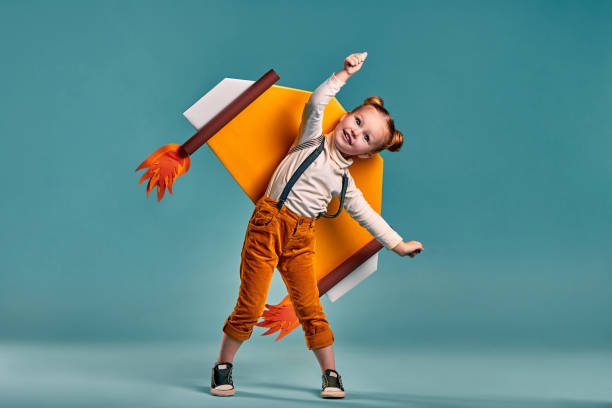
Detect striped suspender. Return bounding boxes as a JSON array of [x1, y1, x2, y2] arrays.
[[320, 169, 348, 219], [277, 136, 349, 219]]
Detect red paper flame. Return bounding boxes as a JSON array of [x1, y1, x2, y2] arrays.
[[135, 144, 191, 201], [255, 295, 300, 341]]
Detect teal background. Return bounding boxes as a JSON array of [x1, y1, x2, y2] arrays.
[[1, 0, 611, 351]]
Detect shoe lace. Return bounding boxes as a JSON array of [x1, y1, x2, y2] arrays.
[[322, 370, 343, 390]]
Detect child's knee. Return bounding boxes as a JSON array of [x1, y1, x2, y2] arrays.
[[298, 310, 330, 337], [293, 299, 325, 321]]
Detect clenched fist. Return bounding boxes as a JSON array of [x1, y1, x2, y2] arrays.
[[343, 52, 368, 76], [392, 240, 424, 258]]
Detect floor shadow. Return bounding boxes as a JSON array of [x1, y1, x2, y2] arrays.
[[190, 384, 320, 404], [187, 382, 611, 408], [246, 380, 319, 396]]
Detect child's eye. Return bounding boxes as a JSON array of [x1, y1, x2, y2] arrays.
[[355, 118, 361, 125], [364, 135, 370, 142]]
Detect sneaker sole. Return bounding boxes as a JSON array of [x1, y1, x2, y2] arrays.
[[211, 387, 235, 397], [321, 390, 346, 398]]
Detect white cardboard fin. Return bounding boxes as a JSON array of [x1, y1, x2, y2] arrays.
[[326, 253, 378, 302], [183, 78, 254, 130]]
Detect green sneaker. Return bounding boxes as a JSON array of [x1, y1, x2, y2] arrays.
[[210, 362, 235, 396], [320, 369, 346, 398]]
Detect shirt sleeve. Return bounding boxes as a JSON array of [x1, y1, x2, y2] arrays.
[[342, 172, 404, 250], [297, 73, 345, 145]]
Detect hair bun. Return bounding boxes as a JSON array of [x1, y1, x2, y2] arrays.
[[386, 129, 403, 152], [364, 96, 384, 108]]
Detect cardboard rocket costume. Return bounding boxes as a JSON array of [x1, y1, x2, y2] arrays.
[[136, 69, 396, 340]]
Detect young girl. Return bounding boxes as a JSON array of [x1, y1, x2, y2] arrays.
[[210, 52, 424, 399]]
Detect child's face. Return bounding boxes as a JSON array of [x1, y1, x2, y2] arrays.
[[333, 105, 389, 159]]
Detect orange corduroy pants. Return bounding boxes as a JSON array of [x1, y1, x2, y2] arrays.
[[222, 196, 334, 350]]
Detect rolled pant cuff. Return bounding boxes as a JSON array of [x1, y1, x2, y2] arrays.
[[305, 330, 334, 350], [223, 321, 252, 342]]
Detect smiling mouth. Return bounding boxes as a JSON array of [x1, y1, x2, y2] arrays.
[[343, 130, 351, 145]]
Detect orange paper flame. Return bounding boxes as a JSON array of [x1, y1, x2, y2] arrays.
[[255, 295, 300, 341], [135, 144, 191, 201]]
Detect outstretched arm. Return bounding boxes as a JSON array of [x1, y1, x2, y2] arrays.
[[343, 173, 424, 258]]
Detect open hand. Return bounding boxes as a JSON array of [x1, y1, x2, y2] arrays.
[[392, 240, 424, 258], [343, 52, 368, 75]]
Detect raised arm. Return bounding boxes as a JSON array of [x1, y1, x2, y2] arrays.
[[297, 52, 369, 144], [297, 73, 345, 144]]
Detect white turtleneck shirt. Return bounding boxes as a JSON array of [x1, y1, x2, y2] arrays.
[[264, 73, 403, 250]]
